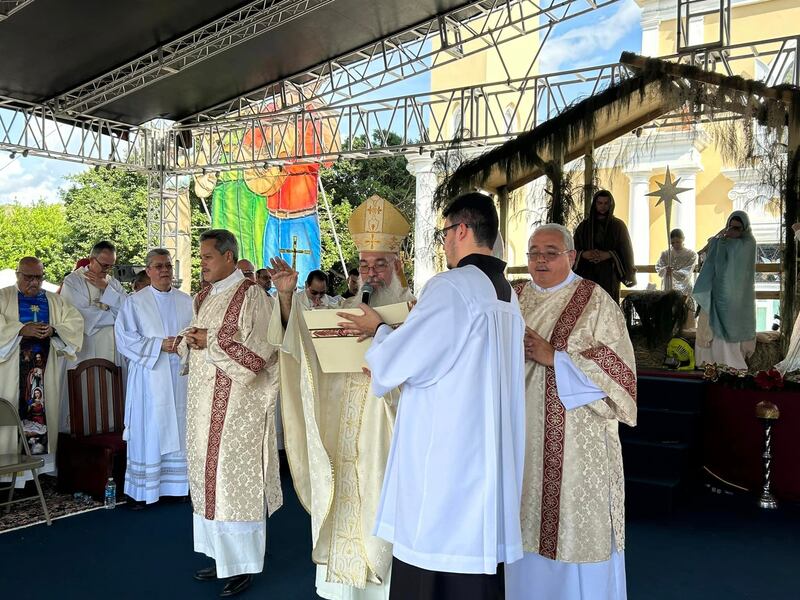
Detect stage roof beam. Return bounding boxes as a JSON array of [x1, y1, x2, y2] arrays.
[[50, 0, 338, 116]]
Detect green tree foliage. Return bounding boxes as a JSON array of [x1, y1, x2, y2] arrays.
[[0, 202, 71, 282], [320, 130, 416, 222], [318, 192, 358, 273], [60, 168, 149, 266]]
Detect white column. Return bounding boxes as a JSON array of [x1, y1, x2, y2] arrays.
[[641, 17, 660, 57], [626, 170, 651, 289], [406, 155, 438, 293], [671, 168, 698, 252]]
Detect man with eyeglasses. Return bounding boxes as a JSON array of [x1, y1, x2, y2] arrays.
[[60, 240, 127, 431], [296, 270, 338, 310], [0, 257, 83, 459], [114, 249, 193, 509], [506, 223, 636, 600], [268, 194, 414, 600], [339, 192, 526, 600]]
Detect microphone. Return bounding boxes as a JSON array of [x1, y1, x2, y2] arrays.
[[361, 283, 374, 306]]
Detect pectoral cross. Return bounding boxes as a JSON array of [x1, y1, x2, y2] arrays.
[[30, 305, 40, 323], [279, 236, 312, 270]]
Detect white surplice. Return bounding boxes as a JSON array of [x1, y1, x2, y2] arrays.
[[114, 286, 193, 503], [59, 267, 127, 431], [365, 264, 526, 575]]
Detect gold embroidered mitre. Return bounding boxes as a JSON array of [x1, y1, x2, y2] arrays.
[[349, 195, 410, 253]]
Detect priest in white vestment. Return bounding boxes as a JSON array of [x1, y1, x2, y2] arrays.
[[341, 193, 526, 600], [0, 258, 83, 457], [507, 224, 637, 600], [179, 229, 282, 598], [268, 195, 413, 600], [114, 249, 193, 506], [59, 240, 127, 431]]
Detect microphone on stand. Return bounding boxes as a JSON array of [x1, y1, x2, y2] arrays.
[[361, 283, 374, 306]]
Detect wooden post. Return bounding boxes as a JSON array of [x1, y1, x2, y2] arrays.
[[584, 142, 595, 219], [498, 186, 509, 259], [781, 109, 800, 353]]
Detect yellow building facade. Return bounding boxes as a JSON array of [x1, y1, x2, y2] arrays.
[[411, 0, 797, 329]]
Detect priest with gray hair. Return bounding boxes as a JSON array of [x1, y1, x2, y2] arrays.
[[507, 222, 637, 600], [114, 248, 193, 508]]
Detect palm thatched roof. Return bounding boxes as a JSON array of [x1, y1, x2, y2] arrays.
[[436, 52, 800, 205]]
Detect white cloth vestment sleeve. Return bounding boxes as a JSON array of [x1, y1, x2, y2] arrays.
[[60, 274, 115, 334], [553, 350, 607, 410]]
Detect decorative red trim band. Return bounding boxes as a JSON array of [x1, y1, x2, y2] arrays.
[[204, 369, 232, 519], [580, 344, 637, 402], [538, 278, 594, 559]]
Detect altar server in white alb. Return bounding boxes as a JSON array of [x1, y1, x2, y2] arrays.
[[507, 223, 637, 600], [60, 240, 127, 429], [114, 249, 193, 507], [339, 192, 526, 600]]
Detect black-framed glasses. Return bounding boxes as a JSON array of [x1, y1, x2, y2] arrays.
[[93, 258, 114, 271], [527, 249, 571, 262], [433, 222, 470, 245]]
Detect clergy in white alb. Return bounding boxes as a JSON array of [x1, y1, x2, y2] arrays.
[[59, 240, 127, 431], [268, 195, 413, 600], [0, 258, 83, 458], [179, 229, 281, 597], [114, 249, 193, 505], [342, 193, 526, 600], [506, 224, 637, 600]]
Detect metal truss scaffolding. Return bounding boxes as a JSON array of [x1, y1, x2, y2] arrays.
[[0, 1, 34, 21], [182, 0, 623, 122]]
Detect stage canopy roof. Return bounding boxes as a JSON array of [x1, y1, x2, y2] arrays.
[[0, 0, 477, 125]]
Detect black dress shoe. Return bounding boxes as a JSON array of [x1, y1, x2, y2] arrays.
[[194, 565, 217, 581], [220, 574, 252, 597]]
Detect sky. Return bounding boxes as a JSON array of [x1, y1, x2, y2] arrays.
[[0, 0, 643, 206]]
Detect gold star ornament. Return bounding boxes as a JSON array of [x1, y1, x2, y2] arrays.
[[646, 166, 691, 208]]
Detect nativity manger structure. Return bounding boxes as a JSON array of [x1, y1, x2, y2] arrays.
[[437, 52, 800, 357]]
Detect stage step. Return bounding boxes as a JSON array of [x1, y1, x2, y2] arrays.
[[636, 375, 706, 412], [622, 438, 693, 480], [620, 406, 701, 444], [625, 475, 683, 514]]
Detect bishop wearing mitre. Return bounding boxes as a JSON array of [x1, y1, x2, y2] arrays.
[[268, 195, 414, 600]]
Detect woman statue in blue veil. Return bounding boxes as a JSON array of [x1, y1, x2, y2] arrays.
[[693, 210, 757, 370]]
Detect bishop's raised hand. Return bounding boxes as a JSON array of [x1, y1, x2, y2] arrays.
[[269, 257, 298, 295]]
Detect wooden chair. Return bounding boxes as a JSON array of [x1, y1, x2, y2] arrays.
[[0, 397, 52, 525], [56, 359, 126, 500]]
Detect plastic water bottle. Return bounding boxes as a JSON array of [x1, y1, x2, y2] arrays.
[[104, 478, 116, 509]]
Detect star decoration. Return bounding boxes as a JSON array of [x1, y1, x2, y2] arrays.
[[645, 166, 691, 208]]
